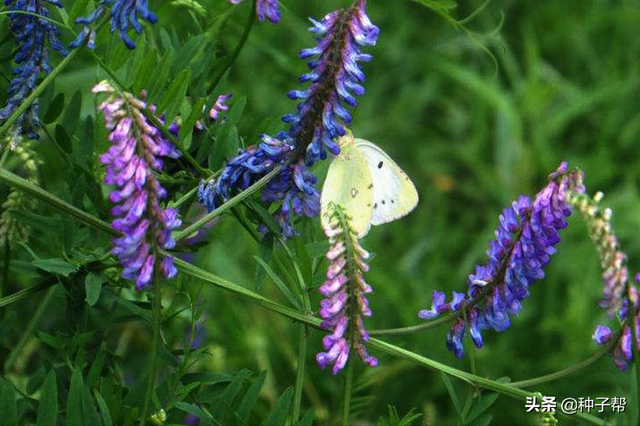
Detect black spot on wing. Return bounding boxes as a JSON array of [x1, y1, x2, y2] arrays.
[[377, 161, 383, 169]]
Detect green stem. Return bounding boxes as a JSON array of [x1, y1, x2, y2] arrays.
[[4, 286, 55, 372], [342, 360, 354, 426], [0, 49, 79, 139], [292, 324, 307, 422], [173, 166, 283, 241], [140, 274, 162, 425], [510, 342, 614, 388], [0, 277, 57, 309], [207, 0, 256, 95], [0, 168, 116, 236]]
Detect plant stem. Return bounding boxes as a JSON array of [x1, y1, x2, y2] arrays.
[[0, 48, 78, 139], [0, 276, 57, 308], [4, 286, 55, 372], [140, 275, 162, 425], [173, 166, 283, 241], [510, 342, 615, 388], [292, 324, 307, 422], [342, 361, 354, 426], [0, 168, 117, 236]]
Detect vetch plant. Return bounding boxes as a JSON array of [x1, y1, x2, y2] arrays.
[[95, 81, 181, 289]]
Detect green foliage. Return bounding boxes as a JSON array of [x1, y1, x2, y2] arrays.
[[1, 0, 640, 425]]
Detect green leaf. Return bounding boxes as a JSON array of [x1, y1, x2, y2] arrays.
[[67, 369, 85, 426], [237, 371, 267, 422], [172, 0, 206, 17], [44, 93, 65, 124], [147, 50, 173, 104], [68, 0, 90, 22], [0, 379, 18, 426], [175, 402, 214, 426], [87, 348, 106, 387], [440, 371, 462, 414], [474, 413, 492, 426], [133, 49, 158, 94], [179, 97, 207, 148], [296, 408, 314, 426], [254, 256, 301, 309], [466, 392, 499, 424], [158, 68, 191, 123], [37, 370, 58, 426], [62, 91, 83, 135], [33, 258, 77, 276], [172, 35, 207, 75], [94, 391, 113, 426], [255, 234, 274, 291], [82, 387, 101, 426], [85, 272, 104, 306], [261, 387, 293, 426], [55, 124, 73, 154]]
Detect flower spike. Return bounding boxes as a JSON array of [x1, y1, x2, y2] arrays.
[[0, 0, 68, 139], [570, 189, 640, 370], [283, 0, 379, 164], [71, 0, 158, 49], [317, 203, 377, 374], [95, 81, 182, 289], [419, 162, 581, 357]]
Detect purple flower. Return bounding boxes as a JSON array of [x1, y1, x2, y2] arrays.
[[70, 0, 157, 49], [95, 81, 181, 290], [317, 204, 377, 374], [229, 0, 280, 24], [420, 162, 579, 358], [198, 135, 320, 238], [0, 0, 68, 139], [570, 188, 640, 370], [283, 0, 379, 164], [209, 94, 232, 121], [183, 413, 199, 426]]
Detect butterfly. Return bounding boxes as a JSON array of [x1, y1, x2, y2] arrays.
[[320, 131, 419, 237]]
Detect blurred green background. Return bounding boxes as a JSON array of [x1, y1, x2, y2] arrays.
[[3, 0, 640, 425]]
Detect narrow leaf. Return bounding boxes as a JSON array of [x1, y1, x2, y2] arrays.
[[36, 370, 58, 426], [67, 369, 85, 426], [237, 371, 267, 422], [261, 387, 293, 426], [85, 272, 104, 306], [0, 379, 18, 426]]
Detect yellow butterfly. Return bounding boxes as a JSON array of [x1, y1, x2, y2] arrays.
[[320, 132, 419, 237]]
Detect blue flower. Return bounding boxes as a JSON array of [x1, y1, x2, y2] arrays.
[[198, 1, 378, 237], [70, 0, 157, 50], [0, 0, 68, 139], [198, 135, 320, 238], [283, 0, 379, 164], [420, 163, 579, 358]]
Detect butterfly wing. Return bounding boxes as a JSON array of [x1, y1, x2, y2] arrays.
[[355, 139, 419, 226], [321, 136, 375, 237]]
